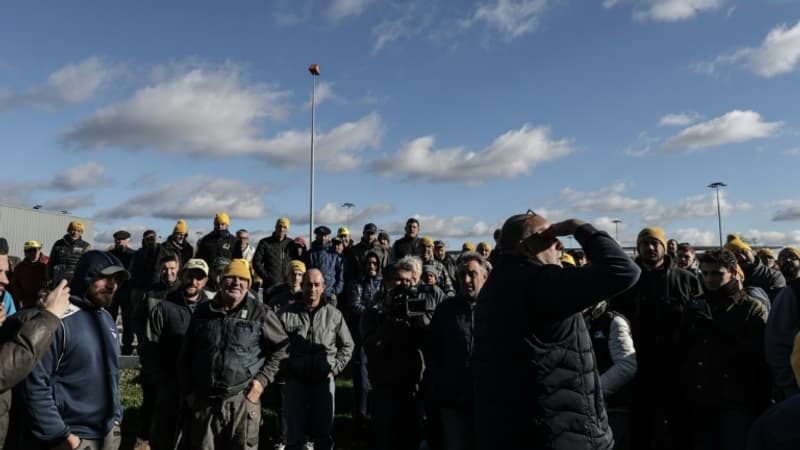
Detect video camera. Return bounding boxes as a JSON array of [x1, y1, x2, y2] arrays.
[[385, 285, 428, 319]]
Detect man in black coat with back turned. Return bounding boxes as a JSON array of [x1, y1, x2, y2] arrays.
[[472, 213, 640, 450]]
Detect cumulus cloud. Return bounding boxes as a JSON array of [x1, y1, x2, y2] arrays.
[[95, 176, 269, 220], [44, 161, 111, 191], [770, 199, 800, 221], [0, 57, 116, 111], [302, 81, 345, 109], [328, 0, 371, 21], [40, 194, 95, 212], [560, 182, 659, 213], [60, 63, 383, 168], [287, 202, 395, 227], [378, 215, 499, 240], [370, 124, 574, 185], [461, 0, 549, 39], [659, 112, 702, 127], [605, 0, 724, 22], [661, 110, 782, 152], [642, 191, 751, 223], [670, 228, 717, 246], [696, 20, 800, 78]]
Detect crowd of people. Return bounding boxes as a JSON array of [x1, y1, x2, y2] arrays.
[[0, 211, 799, 450]]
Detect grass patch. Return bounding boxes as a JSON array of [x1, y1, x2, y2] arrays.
[[120, 367, 370, 449]]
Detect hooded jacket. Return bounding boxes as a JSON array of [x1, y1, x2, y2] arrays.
[[17, 251, 124, 445], [307, 242, 344, 299]]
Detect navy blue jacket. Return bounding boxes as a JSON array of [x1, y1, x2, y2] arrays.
[[307, 243, 344, 299], [18, 295, 121, 444]]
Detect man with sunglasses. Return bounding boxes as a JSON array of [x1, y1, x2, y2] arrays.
[[473, 212, 640, 450]]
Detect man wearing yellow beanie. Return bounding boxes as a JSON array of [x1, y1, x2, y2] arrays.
[[253, 218, 293, 293], [195, 213, 238, 270], [724, 234, 785, 302], [265, 260, 306, 311], [420, 236, 455, 297], [163, 219, 194, 264], [613, 226, 701, 448], [47, 220, 91, 283], [177, 258, 288, 450]]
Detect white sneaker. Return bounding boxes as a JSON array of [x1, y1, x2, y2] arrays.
[[272, 444, 285, 450], [304, 442, 314, 450]]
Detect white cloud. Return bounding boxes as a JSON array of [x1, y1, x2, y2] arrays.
[[671, 228, 717, 246], [328, 0, 371, 21], [642, 191, 752, 223], [659, 112, 702, 127], [738, 229, 799, 246], [661, 110, 782, 152], [303, 81, 345, 109], [0, 57, 115, 111], [287, 201, 395, 227], [461, 0, 549, 39], [369, 124, 574, 184], [372, 13, 419, 53], [560, 182, 659, 213], [606, 0, 724, 22], [60, 62, 383, 169], [44, 161, 111, 191], [624, 131, 660, 157], [784, 148, 800, 156], [698, 20, 800, 78], [40, 194, 95, 212], [379, 214, 499, 239], [770, 199, 800, 221], [95, 176, 269, 221]]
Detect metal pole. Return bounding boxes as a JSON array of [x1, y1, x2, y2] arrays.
[[708, 182, 726, 248], [308, 65, 320, 242], [715, 187, 723, 248]]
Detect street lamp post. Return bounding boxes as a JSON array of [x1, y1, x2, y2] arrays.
[[308, 64, 320, 242], [708, 182, 727, 248], [612, 219, 622, 242], [342, 202, 355, 228]]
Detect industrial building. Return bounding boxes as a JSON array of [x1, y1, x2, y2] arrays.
[[0, 203, 94, 259]]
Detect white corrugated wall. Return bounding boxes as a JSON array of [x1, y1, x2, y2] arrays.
[[0, 203, 95, 259]]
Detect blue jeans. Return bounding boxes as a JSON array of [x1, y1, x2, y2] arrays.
[[284, 377, 335, 450]]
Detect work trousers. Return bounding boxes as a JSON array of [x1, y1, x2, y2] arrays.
[[185, 391, 262, 450]]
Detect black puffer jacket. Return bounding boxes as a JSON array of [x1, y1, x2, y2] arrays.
[[47, 236, 90, 283], [744, 259, 786, 303], [472, 224, 641, 450], [253, 234, 291, 290], [195, 229, 237, 267]]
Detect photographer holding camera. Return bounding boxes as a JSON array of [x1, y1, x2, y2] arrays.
[[362, 256, 446, 450]]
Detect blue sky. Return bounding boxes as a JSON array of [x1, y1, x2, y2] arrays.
[[1, 0, 800, 249]]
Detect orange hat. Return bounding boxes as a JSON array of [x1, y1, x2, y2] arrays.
[[174, 219, 188, 234], [221, 259, 251, 283], [214, 212, 230, 226]]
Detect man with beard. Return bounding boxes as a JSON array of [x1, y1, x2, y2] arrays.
[[108, 231, 135, 354], [609, 227, 701, 450], [144, 259, 210, 450], [162, 220, 193, 265], [179, 260, 289, 450], [725, 234, 785, 302], [253, 218, 292, 293], [678, 250, 769, 449], [195, 213, 238, 271], [344, 223, 389, 288], [420, 237, 455, 297], [19, 251, 127, 450], [47, 221, 91, 284], [433, 240, 457, 288], [130, 230, 168, 343], [429, 252, 491, 450], [765, 247, 800, 400]]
